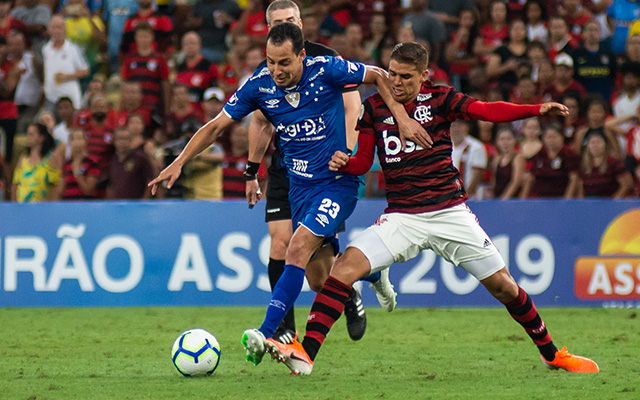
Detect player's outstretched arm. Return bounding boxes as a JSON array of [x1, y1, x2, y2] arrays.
[[362, 65, 433, 150], [148, 112, 234, 195], [467, 101, 569, 122]]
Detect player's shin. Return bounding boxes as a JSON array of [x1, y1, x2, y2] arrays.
[[502, 285, 558, 362], [301, 276, 352, 361], [259, 264, 306, 338]]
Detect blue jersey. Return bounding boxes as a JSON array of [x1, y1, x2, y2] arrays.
[[223, 56, 366, 185]]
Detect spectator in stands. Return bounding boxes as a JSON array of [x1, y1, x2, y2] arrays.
[[202, 86, 225, 122], [42, 15, 89, 112], [536, 59, 555, 97], [604, 109, 640, 174], [364, 13, 388, 60], [166, 84, 204, 140], [63, 0, 106, 79], [0, 34, 19, 165], [299, 10, 321, 45], [572, 20, 616, 101], [229, 0, 268, 47], [521, 121, 580, 198], [81, 95, 115, 178], [519, 116, 543, 159], [11, 32, 43, 136], [523, 0, 549, 45], [526, 40, 547, 81], [218, 32, 250, 97], [119, 0, 173, 58], [577, 129, 633, 197], [53, 97, 75, 158], [103, 0, 138, 73], [11, 123, 62, 202], [486, 19, 530, 89], [331, 0, 400, 40], [185, 0, 241, 63], [175, 31, 219, 111], [343, 23, 369, 62], [512, 75, 543, 105], [542, 52, 587, 102], [451, 119, 488, 199], [476, 1, 509, 62], [401, 0, 446, 65], [547, 15, 579, 61], [623, 33, 640, 65], [106, 127, 153, 199], [311, 2, 342, 46], [560, 90, 584, 145], [608, 0, 640, 55], [560, 0, 591, 43], [116, 81, 150, 128], [181, 119, 224, 200], [121, 22, 171, 117], [10, 0, 51, 56], [222, 123, 266, 198], [491, 124, 525, 199], [0, 0, 28, 50], [127, 112, 161, 171], [573, 96, 621, 157], [428, 0, 475, 36], [612, 61, 640, 134], [238, 46, 264, 88], [445, 8, 480, 92], [59, 128, 100, 199]]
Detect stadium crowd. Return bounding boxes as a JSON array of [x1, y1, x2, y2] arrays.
[[1, 0, 639, 202]]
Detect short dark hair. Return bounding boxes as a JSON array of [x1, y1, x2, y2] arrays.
[[135, 21, 154, 33], [267, 22, 304, 55], [620, 61, 640, 78], [390, 42, 429, 72], [56, 96, 74, 106]]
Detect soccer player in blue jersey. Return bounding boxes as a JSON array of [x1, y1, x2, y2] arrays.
[[148, 22, 430, 367]]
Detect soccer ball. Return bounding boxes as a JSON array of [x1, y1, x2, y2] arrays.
[[171, 328, 221, 376]]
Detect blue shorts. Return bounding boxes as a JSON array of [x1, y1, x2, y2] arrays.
[[289, 176, 359, 242]]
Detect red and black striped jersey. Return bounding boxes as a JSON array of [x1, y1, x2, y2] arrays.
[[119, 12, 174, 56], [357, 81, 477, 213], [121, 52, 169, 112], [175, 57, 219, 105], [62, 156, 101, 199], [84, 124, 115, 174]]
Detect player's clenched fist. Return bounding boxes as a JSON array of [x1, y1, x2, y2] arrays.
[[329, 151, 350, 171]]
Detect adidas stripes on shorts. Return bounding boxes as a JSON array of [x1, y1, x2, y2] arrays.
[[348, 203, 505, 281]]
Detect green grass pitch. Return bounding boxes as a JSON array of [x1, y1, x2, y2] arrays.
[[1, 306, 638, 400]]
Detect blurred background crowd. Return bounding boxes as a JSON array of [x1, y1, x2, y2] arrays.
[[0, 0, 639, 202]]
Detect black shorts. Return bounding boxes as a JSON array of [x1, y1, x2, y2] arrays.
[[265, 162, 291, 222]]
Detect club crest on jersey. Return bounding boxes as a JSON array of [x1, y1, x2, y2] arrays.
[[417, 93, 432, 102], [285, 92, 300, 108], [414, 105, 432, 123]]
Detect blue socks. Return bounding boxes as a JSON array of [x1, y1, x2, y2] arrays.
[[359, 271, 381, 284], [259, 264, 306, 338]]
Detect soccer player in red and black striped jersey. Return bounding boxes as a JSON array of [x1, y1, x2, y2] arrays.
[[266, 42, 600, 375]]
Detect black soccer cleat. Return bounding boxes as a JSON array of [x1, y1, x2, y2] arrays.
[[343, 286, 366, 341]]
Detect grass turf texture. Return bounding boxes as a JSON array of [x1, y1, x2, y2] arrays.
[[0, 307, 638, 400]]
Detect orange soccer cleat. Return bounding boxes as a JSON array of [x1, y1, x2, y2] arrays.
[[266, 334, 314, 375], [542, 346, 599, 373]]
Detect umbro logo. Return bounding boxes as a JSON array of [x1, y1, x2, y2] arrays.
[[265, 99, 280, 108], [483, 239, 491, 247], [383, 116, 395, 125]]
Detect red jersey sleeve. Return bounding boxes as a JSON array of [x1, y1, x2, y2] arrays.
[[158, 56, 169, 80], [467, 101, 541, 122]]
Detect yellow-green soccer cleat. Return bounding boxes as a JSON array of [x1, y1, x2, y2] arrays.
[[241, 328, 267, 366]]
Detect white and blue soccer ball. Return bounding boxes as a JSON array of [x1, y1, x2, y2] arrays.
[[171, 328, 221, 376]]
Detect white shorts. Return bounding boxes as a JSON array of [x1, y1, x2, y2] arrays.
[[348, 203, 505, 281]]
